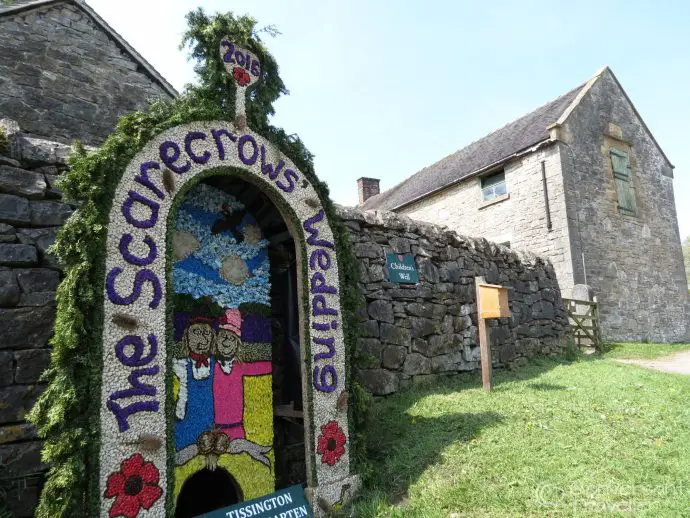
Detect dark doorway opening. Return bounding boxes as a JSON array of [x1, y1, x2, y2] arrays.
[[175, 468, 242, 518]]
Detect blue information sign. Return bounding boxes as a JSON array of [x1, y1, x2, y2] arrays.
[[194, 485, 313, 518], [386, 253, 419, 283]]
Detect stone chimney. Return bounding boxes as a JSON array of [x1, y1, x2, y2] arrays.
[[357, 177, 380, 204]]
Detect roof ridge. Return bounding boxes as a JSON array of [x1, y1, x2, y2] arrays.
[[366, 81, 587, 209], [460, 81, 587, 150], [362, 74, 593, 211]]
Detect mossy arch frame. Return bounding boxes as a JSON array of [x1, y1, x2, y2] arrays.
[[99, 120, 358, 517]]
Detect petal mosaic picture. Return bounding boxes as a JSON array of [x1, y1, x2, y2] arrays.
[[170, 183, 275, 508]]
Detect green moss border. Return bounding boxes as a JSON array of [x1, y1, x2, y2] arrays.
[[28, 97, 368, 518]]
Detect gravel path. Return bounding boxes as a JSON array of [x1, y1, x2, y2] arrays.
[[616, 350, 690, 375]]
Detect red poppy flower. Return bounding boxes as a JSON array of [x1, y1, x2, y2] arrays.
[[316, 420, 347, 466], [233, 66, 251, 87], [104, 453, 162, 518]]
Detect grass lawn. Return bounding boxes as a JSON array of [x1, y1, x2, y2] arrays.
[[349, 349, 690, 517], [601, 342, 690, 360]]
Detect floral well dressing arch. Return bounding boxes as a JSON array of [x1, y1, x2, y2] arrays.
[[99, 120, 357, 517]]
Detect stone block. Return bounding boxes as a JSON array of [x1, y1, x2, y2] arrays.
[[0, 441, 46, 476], [30, 200, 72, 226], [44, 173, 62, 199], [499, 343, 517, 363], [368, 299, 394, 324], [412, 338, 428, 355], [406, 302, 445, 319], [0, 194, 31, 225], [14, 134, 72, 166], [33, 166, 59, 176], [360, 369, 398, 396], [453, 315, 472, 332], [380, 323, 411, 347], [16, 227, 57, 252], [403, 353, 431, 375], [488, 326, 511, 345], [381, 346, 406, 370], [0, 306, 56, 349], [439, 262, 462, 282], [15, 268, 59, 293], [425, 334, 462, 356], [389, 237, 412, 253], [0, 269, 20, 307], [410, 317, 439, 338], [0, 155, 21, 168], [0, 423, 36, 444], [359, 338, 383, 361], [16, 227, 59, 269], [431, 352, 463, 373], [14, 349, 51, 384], [359, 319, 379, 338], [18, 292, 55, 306], [463, 345, 481, 362], [354, 242, 382, 259], [0, 351, 13, 387], [5, 474, 43, 518], [0, 385, 45, 424], [440, 314, 454, 334], [418, 259, 439, 283], [368, 263, 385, 282], [0, 244, 37, 266], [0, 165, 46, 199], [531, 301, 555, 320], [0, 222, 15, 243]]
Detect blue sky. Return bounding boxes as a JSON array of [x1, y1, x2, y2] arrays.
[[89, 0, 690, 239]]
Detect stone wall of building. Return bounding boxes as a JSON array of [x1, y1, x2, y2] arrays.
[[0, 123, 73, 517], [0, 1, 174, 147], [338, 206, 570, 397], [399, 143, 577, 297], [558, 68, 690, 342]]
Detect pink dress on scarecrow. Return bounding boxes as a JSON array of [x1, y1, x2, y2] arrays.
[[212, 309, 272, 440]]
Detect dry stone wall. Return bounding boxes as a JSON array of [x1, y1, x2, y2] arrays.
[[0, 124, 73, 517], [338, 206, 570, 396]]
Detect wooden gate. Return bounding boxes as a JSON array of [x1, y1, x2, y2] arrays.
[[562, 297, 602, 351]]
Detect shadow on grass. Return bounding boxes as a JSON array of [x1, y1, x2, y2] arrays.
[[352, 356, 584, 511], [360, 409, 502, 506]]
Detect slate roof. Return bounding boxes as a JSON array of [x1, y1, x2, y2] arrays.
[[0, 0, 178, 98], [362, 81, 587, 211]]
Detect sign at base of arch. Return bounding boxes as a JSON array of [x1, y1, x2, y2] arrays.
[[98, 120, 352, 517]]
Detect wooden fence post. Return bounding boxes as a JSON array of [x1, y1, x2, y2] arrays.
[[476, 276, 492, 392]]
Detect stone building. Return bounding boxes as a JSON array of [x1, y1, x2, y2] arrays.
[[361, 67, 689, 343], [0, 0, 177, 146]]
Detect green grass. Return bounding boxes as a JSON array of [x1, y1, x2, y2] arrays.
[[349, 354, 690, 517], [602, 342, 690, 360]]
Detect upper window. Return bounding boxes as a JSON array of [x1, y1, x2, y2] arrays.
[[609, 147, 637, 215], [481, 170, 507, 201]]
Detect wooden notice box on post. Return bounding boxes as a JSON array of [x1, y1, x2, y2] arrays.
[[478, 283, 510, 319], [475, 277, 511, 392]]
